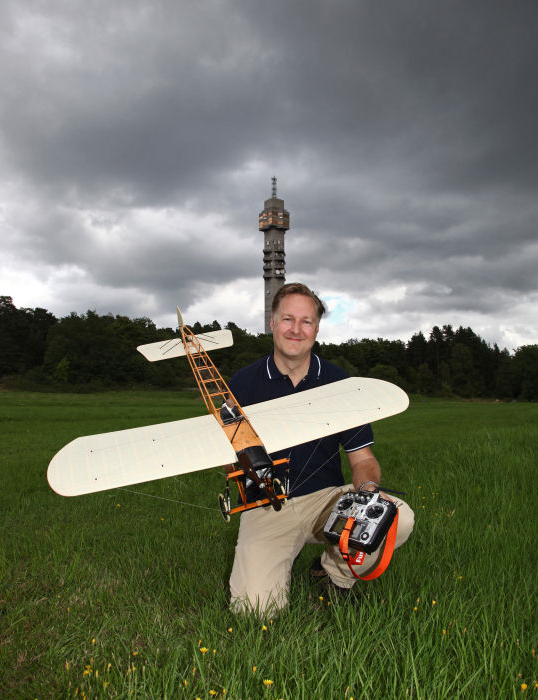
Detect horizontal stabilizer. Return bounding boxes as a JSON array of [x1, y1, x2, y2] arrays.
[[137, 329, 233, 362]]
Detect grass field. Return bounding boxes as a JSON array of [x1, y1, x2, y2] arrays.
[[1, 390, 536, 699]]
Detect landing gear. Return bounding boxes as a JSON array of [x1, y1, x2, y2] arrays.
[[272, 478, 287, 504], [218, 488, 231, 522]]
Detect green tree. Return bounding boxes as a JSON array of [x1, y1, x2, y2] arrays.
[[368, 363, 404, 388], [406, 331, 428, 369], [417, 362, 437, 394], [450, 343, 484, 397], [512, 345, 538, 400], [0, 296, 57, 376]]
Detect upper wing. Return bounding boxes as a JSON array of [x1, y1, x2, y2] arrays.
[[243, 377, 408, 454], [47, 413, 236, 497], [137, 329, 233, 362]]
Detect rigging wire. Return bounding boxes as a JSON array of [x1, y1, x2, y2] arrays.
[[289, 423, 371, 495], [117, 487, 220, 512]]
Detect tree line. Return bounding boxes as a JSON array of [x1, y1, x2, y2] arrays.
[[1, 295, 537, 399]]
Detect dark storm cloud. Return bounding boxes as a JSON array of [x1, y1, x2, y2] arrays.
[[1, 0, 537, 347]]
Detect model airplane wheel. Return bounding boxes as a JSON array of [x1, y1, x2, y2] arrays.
[[218, 493, 231, 522], [272, 478, 287, 503]]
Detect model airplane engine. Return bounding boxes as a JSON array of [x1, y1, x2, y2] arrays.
[[237, 445, 274, 490], [324, 490, 397, 554], [237, 446, 288, 505]]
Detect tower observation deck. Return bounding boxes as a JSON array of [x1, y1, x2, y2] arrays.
[[259, 177, 290, 333]]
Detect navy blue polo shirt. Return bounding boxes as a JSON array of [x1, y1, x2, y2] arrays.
[[228, 352, 374, 498]]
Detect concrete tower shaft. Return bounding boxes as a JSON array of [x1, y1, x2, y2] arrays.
[[259, 177, 290, 333]]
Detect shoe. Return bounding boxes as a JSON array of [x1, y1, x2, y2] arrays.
[[310, 556, 356, 602], [309, 556, 328, 582]]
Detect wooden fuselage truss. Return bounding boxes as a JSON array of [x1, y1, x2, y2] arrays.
[[179, 322, 288, 518]]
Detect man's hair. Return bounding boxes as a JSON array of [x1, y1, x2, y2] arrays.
[[271, 283, 326, 321]]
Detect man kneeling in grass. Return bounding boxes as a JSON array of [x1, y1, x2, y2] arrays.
[[225, 283, 414, 615]]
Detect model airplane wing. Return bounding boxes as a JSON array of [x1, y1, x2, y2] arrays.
[[47, 414, 237, 497], [243, 377, 408, 453], [47, 377, 407, 497], [137, 329, 233, 362]]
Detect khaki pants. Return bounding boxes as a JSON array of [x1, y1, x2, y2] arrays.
[[229, 485, 414, 615]]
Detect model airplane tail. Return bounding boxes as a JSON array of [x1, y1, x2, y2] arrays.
[[137, 307, 233, 362]]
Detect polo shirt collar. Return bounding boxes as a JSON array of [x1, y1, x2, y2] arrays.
[[265, 351, 321, 382]]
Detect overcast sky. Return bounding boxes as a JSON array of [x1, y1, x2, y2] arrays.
[[1, 0, 537, 352]]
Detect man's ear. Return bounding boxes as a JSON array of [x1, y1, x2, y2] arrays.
[[270, 315, 274, 332]]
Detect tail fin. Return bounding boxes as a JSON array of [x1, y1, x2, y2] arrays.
[[176, 306, 184, 330]]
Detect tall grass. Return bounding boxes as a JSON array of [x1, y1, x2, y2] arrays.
[[0, 391, 536, 698]]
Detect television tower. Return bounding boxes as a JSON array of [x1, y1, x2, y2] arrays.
[[259, 177, 290, 333]]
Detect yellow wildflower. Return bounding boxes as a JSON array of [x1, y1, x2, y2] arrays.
[[200, 647, 208, 654], [432, 600, 436, 605], [521, 683, 527, 690], [263, 679, 274, 686], [209, 691, 217, 696], [262, 625, 268, 631], [253, 666, 257, 673]]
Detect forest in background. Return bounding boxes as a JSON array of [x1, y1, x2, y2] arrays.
[[1, 295, 537, 400]]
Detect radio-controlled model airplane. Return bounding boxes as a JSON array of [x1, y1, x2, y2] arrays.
[[47, 308, 409, 520]]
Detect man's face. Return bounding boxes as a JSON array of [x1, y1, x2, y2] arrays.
[[270, 293, 320, 363]]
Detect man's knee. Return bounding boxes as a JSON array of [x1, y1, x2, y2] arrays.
[[395, 500, 414, 548]]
